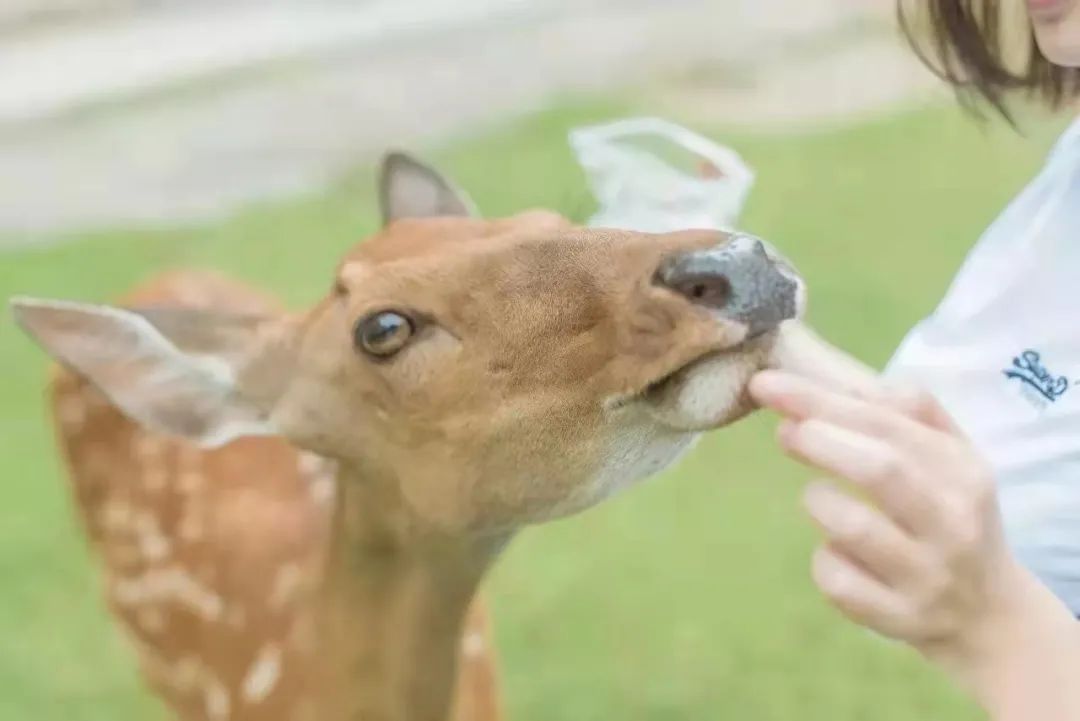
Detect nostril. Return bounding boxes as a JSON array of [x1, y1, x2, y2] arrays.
[[667, 273, 731, 309], [653, 235, 799, 337]]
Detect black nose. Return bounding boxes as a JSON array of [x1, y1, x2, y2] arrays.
[[655, 234, 800, 338]]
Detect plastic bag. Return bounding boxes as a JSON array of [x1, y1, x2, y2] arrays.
[[569, 117, 754, 233]]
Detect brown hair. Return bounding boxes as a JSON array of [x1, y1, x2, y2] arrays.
[[898, 0, 1079, 120]]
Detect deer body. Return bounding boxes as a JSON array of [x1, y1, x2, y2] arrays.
[[15, 154, 804, 721]]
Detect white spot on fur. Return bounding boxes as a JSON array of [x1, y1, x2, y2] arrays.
[[310, 477, 335, 506], [269, 563, 303, 610], [242, 644, 283, 704], [204, 677, 231, 721], [133, 512, 171, 561], [297, 452, 323, 477], [299, 453, 336, 505], [112, 567, 224, 621], [140, 531, 171, 561], [462, 632, 485, 658]]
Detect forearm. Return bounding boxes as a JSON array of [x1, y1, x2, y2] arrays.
[[939, 566, 1080, 721]]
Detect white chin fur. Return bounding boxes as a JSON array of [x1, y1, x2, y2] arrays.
[[645, 352, 760, 431]]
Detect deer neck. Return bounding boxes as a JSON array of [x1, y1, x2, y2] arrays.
[[314, 462, 505, 721]]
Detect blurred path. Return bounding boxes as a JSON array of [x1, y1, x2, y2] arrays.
[[652, 31, 943, 129], [0, 0, 935, 240]]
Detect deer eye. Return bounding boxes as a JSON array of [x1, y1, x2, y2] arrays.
[[354, 311, 414, 358]]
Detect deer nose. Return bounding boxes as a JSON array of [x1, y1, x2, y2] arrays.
[[654, 234, 802, 338]]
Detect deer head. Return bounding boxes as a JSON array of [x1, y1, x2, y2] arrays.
[[12, 153, 803, 535]]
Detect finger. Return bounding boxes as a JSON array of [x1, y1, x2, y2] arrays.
[[764, 324, 962, 436], [751, 371, 937, 447], [779, 419, 940, 534], [881, 383, 964, 435], [811, 545, 915, 640], [803, 481, 926, 588], [767, 321, 882, 398]]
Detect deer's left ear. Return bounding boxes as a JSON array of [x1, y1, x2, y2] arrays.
[[11, 298, 297, 448], [378, 152, 477, 225]]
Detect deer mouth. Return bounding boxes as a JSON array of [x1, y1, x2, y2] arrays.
[[647, 331, 774, 395], [608, 235, 805, 430], [624, 330, 780, 431]]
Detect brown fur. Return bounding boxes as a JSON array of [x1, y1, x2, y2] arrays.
[[24, 158, 799, 721]]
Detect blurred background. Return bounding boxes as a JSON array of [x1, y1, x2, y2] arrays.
[[0, 1, 1070, 719]]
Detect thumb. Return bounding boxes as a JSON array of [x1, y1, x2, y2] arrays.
[[768, 321, 881, 399]]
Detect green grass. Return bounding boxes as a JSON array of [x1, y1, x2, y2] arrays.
[[0, 98, 1067, 721]]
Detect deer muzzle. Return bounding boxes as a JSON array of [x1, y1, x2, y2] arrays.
[[655, 233, 803, 338]]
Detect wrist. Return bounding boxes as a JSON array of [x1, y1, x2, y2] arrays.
[[928, 559, 1080, 715]]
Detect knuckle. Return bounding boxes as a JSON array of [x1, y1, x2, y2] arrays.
[[912, 560, 952, 609], [895, 597, 925, 629], [910, 389, 940, 417], [944, 505, 983, 552], [865, 449, 906, 489], [896, 591, 956, 645], [886, 383, 949, 426], [886, 382, 928, 409]]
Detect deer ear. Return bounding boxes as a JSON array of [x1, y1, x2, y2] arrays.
[[378, 152, 477, 225], [11, 297, 294, 448]]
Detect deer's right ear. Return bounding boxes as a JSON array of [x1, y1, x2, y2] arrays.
[[378, 152, 477, 226], [11, 298, 295, 448]]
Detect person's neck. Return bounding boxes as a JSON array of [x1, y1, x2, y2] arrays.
[[312, 464, 506, 721]]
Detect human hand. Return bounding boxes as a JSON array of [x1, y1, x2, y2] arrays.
[[749, 365, 1080, 718], [750, 371, 1017, 661]]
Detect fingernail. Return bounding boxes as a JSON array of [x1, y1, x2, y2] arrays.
[[813, 549, 851, 595], [748, 372, 773, 400], [803, 482, 832, 521], [749, 370, 788, 398]]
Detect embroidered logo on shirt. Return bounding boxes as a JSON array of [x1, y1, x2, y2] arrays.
[[1003, 350, 1071, 407]]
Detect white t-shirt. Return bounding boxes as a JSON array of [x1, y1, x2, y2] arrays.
[[887, 116, 1080, 612]]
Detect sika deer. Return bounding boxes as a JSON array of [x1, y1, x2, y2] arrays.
[[12, 153, 804, 721]]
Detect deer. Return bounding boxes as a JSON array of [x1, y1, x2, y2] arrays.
[[11, 152, 812, 721]]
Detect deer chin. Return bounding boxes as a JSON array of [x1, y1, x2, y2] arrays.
[[564, 340, 772, 515], [639, 334, 777, 432]]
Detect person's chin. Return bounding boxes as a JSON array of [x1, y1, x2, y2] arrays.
[[1032, 17, 1080, 67]]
